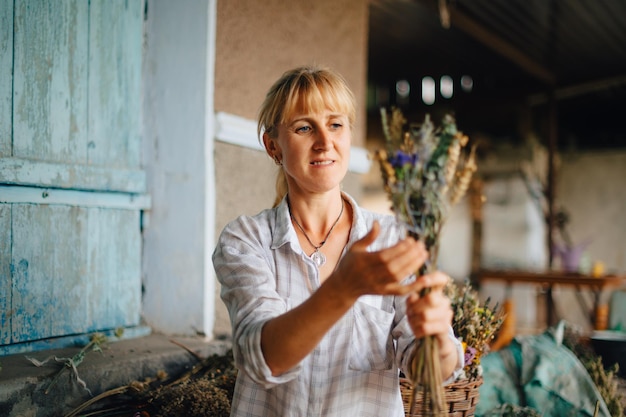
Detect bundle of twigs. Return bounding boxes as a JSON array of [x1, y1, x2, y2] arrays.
[[62, 343, 236, 417]]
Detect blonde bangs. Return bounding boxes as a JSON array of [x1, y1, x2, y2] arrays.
[[258, 66, 356, 139], [279, 71, 356, 128]]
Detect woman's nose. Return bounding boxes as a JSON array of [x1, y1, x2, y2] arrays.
[[313, 127, 332, 150]]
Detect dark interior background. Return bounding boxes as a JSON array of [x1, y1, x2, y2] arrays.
[[367, 0, 626, 151]]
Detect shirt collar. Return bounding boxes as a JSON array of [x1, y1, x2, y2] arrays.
[[270, 192, 367, 251], [271, 195, 297, 251]]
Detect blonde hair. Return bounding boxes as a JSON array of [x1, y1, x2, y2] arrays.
[[257, 66, 356, 207]]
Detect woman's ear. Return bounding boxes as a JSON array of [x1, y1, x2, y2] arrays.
[[263, 132, 281, 161]]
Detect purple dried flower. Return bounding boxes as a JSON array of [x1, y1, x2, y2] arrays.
[[389, 150, 417, 168], [464, 345, 477, 366]]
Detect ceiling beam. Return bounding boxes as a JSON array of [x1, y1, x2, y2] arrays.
[[423, 1, 557, 86], [528, 74, 626, 105]]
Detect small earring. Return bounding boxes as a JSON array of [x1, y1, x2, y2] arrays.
[[273, 156, 282, 166]]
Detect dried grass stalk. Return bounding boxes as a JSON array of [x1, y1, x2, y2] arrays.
[[450, 145, 477, 205]]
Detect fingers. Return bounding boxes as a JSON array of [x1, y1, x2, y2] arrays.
[[334, 222, 433, 297], [405, 283, 453, 339], [382, 269, 449, 297], [412, 270, 451, 291], [386, 238, 428, 269]]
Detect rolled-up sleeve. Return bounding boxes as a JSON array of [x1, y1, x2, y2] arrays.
[[213, 221, 301, 387]]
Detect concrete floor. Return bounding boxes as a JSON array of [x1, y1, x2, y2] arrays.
[[4, 332, 624, 416], [0, 334, 232, 417]]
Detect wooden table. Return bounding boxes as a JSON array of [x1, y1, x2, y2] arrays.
[[472, 269, 626, 330]]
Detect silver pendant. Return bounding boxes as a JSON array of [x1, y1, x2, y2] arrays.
[[310, 249, 326, 267]]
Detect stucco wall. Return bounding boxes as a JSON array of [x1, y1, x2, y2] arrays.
[[471, 149, 626, 333], [557, 150, 626, 273], [551, 150, 626, 332], [212, 0, 369, 336], [214, 0, 368, 142]]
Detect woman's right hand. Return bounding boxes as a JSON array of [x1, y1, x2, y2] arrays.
[[331, 221, 429, 300]]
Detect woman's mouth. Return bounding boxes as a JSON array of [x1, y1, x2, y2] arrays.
[[311, 160, 334, 166]]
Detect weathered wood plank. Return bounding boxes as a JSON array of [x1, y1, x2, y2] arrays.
[[0, 325, 151, 355], [0, 157, 147, 193], [0, 204, 11, 345], [10, 204, 142, 342], [86, 208, 141, 330], [13, 0, 89, 163], [88, 0, 143, 169], [11, 204, 89, 341], [0, 0, 13, 157], [0, 185, 151, 210]]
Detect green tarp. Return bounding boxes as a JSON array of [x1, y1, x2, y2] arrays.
[[477, 321, 611, 417]]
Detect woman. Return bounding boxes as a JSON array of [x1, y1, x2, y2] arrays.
[[212, 66, 463, 416]]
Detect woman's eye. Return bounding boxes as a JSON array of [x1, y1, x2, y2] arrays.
[[330, 123, 343, 129], [295, 125, 311, 133]]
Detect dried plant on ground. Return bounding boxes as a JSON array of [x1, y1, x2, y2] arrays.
[[562, 325, 625, 417], [27, 332, 113, 396], [64, 348, 237, 417]]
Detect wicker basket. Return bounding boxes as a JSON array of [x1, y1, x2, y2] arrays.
[[400, 377, 483, 417]]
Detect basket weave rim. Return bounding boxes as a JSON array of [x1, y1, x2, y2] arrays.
[[400, 376, 484, 390], [400, 376, 484, 416]]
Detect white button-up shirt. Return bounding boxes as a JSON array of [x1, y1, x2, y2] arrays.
[[212, 193, 463, 417]]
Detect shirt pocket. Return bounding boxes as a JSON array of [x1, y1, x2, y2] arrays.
[[349, 300, 395, 371]]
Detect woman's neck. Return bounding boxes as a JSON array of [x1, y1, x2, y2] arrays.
[[286, 192, 345, 240]]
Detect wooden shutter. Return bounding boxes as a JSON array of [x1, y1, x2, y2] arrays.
[[0, 0, 148, 355]]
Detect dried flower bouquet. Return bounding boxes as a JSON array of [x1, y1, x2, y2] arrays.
[[374, 108, 477, 416]]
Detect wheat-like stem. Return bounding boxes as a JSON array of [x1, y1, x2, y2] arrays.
[[408, 330, 447, 416], [450, 145, 477, 205], [406, 227, 447, 416]]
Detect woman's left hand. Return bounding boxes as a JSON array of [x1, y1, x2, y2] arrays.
[[405, 271, 456, 358]]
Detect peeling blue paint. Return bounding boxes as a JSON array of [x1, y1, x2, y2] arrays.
[[1, 1, 146, 355]]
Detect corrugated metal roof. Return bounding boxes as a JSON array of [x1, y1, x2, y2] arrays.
[[368, 0, 626, 149]]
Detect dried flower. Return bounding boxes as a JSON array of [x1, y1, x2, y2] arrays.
[[446, 280, 504, 380], [464, 344, 477, 367]]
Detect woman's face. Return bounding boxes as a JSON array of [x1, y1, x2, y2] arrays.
[[267, 109, 351, 196]]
